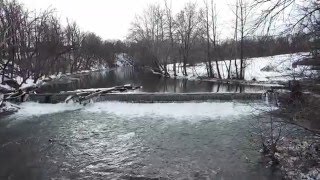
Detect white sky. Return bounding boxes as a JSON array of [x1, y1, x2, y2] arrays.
[[21, 0, 239, 40]]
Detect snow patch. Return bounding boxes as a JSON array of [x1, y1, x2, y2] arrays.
[[276, 136, 320, 180], [0, 102, 19, 114], [116, 53, 134, 67], [166, 52, 311, 83], [0, 83, 13, 91]]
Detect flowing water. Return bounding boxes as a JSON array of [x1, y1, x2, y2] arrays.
[[0, 102, 282, 180], [0, 69, 281, 179], [38, 68, 267, 93]]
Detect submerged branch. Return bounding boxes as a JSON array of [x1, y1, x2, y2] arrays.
[[64, 84, 141, 104]]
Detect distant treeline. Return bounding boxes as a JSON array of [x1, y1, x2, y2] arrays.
[[0, 0, 125, 85], [128, 34, 310, 66], [216, 34, 310, 61]]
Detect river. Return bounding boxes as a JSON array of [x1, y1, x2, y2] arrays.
[[0, 102, 282, 180], [0, 69, 282, 180], [38, 68, 267, 93]]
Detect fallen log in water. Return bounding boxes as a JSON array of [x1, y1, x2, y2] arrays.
[[3, 84, 39, 102], [5, 90, 28, 102], [2, 84, 140, 104], [63, 84, 141, 104]]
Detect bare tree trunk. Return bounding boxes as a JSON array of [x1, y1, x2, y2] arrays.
[[223, 60, 232, 79], [205, 0, 213, 78], [164, 0, 177, 77], [228, 60, 232, 79], [183, 54, 188, 76], [234, 0, 239, 79], [239, 0, 245, 80], [211, 0, 221, 79]]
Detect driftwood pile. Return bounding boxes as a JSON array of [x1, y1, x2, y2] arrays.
[[1, 82, 140, 105], [64, 84, 141, 104], [2, 85, 39, 104]]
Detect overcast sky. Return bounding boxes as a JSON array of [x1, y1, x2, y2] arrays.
[[21, 0, 238, 40]]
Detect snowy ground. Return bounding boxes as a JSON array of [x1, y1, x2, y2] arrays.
[[0, 67, 112, 92], [276, 136, 320, 180], [0, 102, 19, 114], [0, 53, 133, 92], [116, 53, 134, 67], [166, 52, 313, 83], [0, 76, 41, 92]]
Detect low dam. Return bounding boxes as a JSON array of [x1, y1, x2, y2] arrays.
[[29, 92, 265, 103]]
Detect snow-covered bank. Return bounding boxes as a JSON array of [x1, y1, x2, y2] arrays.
[[0, 77, 40, 92], [0, 67, 111, 114], [116, 53, 134, 67], [0, 67, 111, 92], [0, 53, 134, 92], [276, 136, 320, 179], [0, 102, 19, 115], [166, 52, 312, 83]]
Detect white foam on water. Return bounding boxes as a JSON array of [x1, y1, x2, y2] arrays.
[[12, 102, 83, 118], [117, 132, 136, 141], [7, 102, 262, 124], [83, 102, 255, 120]]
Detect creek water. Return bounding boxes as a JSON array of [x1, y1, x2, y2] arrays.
[[0, 102, 282, 180], [38, 68, 267, 93], [0, 69, 282, 179]]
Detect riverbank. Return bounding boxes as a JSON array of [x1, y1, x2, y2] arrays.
[[0, 68, 112, 115], [276, 136, 320, 179], [270, 91, 320, 179], [0, 102, 19, 116], [0, 68, 110, 93], [155, 52, 311, 87], [0, 53, 133, 93]]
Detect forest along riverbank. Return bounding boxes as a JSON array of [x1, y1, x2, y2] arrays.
[[152, 52, 310, 88]]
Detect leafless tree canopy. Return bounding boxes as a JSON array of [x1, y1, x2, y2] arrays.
[[0, 0, 125, 86], [253, 0, 319, 58], [0, 0, 315, 83], [127, 0, 312, 79]]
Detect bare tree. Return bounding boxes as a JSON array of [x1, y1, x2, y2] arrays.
[[0, 0, 120, 88], [234, 0, 240, 79], [253, 0, 319, 65], [164, 0, 177, 76], [250, 100, 286, 165], [128, 4, 171, 75], [175, 2, 200, 76], [238, 0, 246, 80], [202, 0, 214, 78], [211, 0, 222, 79], [65, 21, 83, 73]]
